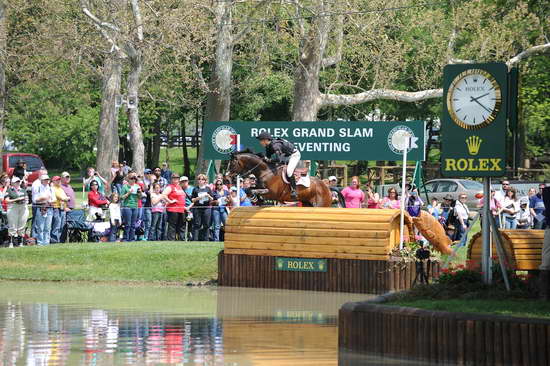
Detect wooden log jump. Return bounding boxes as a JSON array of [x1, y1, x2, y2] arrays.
[[218, 207, 439, 294], [467, 229, 545, 271]]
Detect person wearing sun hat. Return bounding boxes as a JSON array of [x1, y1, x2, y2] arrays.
[[32, 174, 55, 245], [5, 177, 28, 247]]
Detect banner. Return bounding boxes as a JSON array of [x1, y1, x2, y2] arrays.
[[203, 120, 426, 161]]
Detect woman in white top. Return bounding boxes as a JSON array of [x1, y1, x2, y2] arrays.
[[453, 193, 470, 242], [501, 188, 520, 229]]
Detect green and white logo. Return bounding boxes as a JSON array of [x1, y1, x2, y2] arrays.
[[387, 125, 418, 155]]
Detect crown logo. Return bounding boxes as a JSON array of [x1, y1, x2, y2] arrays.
[[466, 136, 482, 155]]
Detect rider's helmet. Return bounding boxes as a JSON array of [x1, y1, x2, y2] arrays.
[[256, 132, 273, 140]]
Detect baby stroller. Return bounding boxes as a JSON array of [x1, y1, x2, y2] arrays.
[[65, 209, 93, 243]]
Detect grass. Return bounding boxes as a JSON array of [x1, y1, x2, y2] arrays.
[[389, 299, 550, 319], [0, 241, 223, 283]]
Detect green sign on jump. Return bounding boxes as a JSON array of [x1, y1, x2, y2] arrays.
[[203, 121, 426, 161], [275, 257, 327, 272]]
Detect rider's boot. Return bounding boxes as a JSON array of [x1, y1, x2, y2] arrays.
[[288, 175, 298, 200]]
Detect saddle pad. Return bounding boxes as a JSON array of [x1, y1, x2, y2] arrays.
[[297, 176, 311, 188], [280, 169, 289, 184]]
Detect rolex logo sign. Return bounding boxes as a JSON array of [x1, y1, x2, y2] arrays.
[[466, 136, 482, 156]]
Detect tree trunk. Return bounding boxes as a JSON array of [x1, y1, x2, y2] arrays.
[[96, 54, 121, 180], [195, 0, 234, 175], [151, 115, 161, 168], [181, 117, 190, 178], [291, 1, 331, 122], [126, 48, 145, 174], [0, 0, 6, 170]]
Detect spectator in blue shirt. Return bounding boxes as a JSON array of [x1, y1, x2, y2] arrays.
[[161, 162, 172, 182], [531, 183, 547, 229]]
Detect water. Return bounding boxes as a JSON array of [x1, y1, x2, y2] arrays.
[[0, 282, 370, 365]]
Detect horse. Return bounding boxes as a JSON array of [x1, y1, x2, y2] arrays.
[[227, 150, 332, 207]]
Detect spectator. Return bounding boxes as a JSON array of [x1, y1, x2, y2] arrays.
[[140, 174, 153, 241], [162, 174, 186, 241], [494, 180, 511, 206], [108, 193, 122, 242], [501, 188, 519, 229], [5, 177, 28, 248], [60, 172, 76, 210], [160, 162, 172, 181], [477, 189, 501, 228], [406, 189, 424, 217], [120, 176, 140, 241], [152, 167, 168, 189], [381, 188, 400, 209], [365, 184, 380, 208], [454, 192, 470, 242], [121, 161, 131, 176], [191, 174, 214, 241], [427, 198, 441, 219], [87, 180, 109, 222], [530, 183, 547, 229], [240, 178, 253, 207], [30, 168, 48, 238], [33, 174, 55, 246], [12, 160, 27, 185], [341, 176, 364, 208], [229, 186, 240, 207], [111, 161, 124, 194], [212, 179, 229, 242], [328, 176, 345, 208], [84, 167, 107, 195], [517, 197, 532, 229], [149, 183, 166, 241], [50, 176, 70, 243], [210, 174, 228, 191], [0, 174, 9, 212]]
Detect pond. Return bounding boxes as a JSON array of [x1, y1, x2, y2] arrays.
[[0, 282, 370, 365]]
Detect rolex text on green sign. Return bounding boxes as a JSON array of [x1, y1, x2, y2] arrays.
[[204, 121, 426, 161], [275, 257, 327, 272], [441, 63, 509, 177]]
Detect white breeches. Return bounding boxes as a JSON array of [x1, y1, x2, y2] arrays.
[[286, 151, 301, 178]]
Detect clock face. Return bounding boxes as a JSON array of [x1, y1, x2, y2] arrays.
[[447, 69, 502, 130]]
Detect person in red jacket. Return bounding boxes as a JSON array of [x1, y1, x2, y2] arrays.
[[87, 181, 109, 221], [162, 174, 187, 241]]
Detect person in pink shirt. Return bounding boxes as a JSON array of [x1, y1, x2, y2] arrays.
[[341, 176, 365, 208], [381, 187, 401, 209]]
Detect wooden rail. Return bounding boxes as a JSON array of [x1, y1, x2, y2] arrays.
[[467, 229, 544, 270]]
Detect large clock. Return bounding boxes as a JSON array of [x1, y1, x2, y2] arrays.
[[446, 68, 502, 130]]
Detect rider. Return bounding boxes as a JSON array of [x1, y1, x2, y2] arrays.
[[256, 132, 301, 199]]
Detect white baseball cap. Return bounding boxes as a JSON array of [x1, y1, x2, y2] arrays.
[[328, 176, 337, 181], [179, 176, 189, 182], [40, 174, 50, 180], [11, 176, 21, 184]]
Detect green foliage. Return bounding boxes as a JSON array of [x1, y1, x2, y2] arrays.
[[6, 68, 100, 169]]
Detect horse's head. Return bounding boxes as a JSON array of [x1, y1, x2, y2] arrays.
[[226, 149, 263, 180]]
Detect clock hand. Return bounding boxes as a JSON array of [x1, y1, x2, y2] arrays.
[[470, 92, 490, 102], [470, 96, 492, 113]]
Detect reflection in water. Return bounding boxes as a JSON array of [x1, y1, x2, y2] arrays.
[[0, 283, 369, 365]]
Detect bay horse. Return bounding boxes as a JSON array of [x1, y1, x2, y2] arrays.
[[227, 150, 332, 207]]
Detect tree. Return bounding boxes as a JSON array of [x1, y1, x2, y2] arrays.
[[80, 0, 147, 176], [0, 0, 6, 167]]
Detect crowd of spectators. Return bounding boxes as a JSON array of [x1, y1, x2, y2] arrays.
[[327, 176, 547, 244], [0, 162, 546, 247]]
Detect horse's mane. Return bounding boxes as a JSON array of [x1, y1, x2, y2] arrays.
[[233, 148, 255, 156]]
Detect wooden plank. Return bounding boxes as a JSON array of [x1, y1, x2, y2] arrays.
[[225, 232, 390, 247], [515, 260, 542, 270], [225, 241, 390, 255], [512, 243, 543, 249], [514, 254, 542, 260], [229, 206, 400, 216], [225, 225, 390, 239], [229, 218, 392, 231], [229, 212, 398, 223], [514, 249, 542, 255], [224, 248, 389, 261]]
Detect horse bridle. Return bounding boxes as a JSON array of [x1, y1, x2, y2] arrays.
[[231, 158, 271, 182]]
